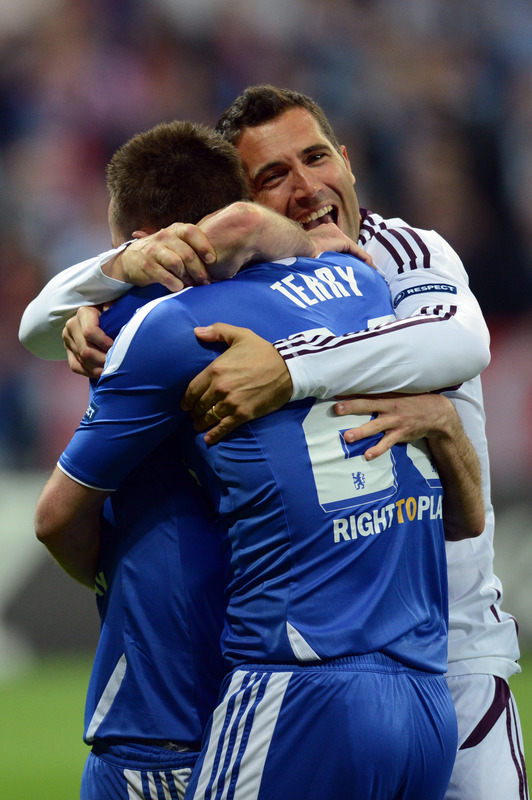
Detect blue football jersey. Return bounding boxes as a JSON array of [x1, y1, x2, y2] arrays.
[[61, 253, 448, 676], [83, 287, 227, 746]]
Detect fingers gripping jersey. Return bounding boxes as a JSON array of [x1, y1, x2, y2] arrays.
[[59, 254, 448, 674]]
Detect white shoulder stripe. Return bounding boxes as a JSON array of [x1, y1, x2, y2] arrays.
[[103, 291, 184, 376]]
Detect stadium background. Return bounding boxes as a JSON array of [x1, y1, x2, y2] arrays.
[[0, 0, 531, 796]]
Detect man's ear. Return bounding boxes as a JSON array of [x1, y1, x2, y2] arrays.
[[131, 229, 153, 239], [340, 145, 355, 184]]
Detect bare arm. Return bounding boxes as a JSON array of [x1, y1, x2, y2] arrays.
[[110, 202, 371, 284], [426, 405, 485, 541], [197, 202, 373, 279], [34, 467, 109, 588], [334, 393, 485, 541], [21, 201, 372, 374]]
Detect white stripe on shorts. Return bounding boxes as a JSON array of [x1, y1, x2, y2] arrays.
[[191, 669, 291, 800], [124, 769, 144, 799], [123, 767, 192, 800]]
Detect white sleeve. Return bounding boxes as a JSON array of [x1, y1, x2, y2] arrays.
[[274, 227, 491, 400], [18, 245, 133, 360]]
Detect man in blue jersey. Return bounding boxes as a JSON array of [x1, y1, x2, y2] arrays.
[[33, 120, 368, 800], [34, 120, 487, 798]]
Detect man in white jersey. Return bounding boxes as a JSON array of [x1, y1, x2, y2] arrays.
[[19, 85, 528, 799]]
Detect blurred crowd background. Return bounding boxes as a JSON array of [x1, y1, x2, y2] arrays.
[[1, 0, 532, 655]]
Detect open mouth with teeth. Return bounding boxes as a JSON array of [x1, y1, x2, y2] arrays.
[[298, 205, 337, 231]]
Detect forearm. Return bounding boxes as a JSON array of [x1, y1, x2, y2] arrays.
[[277, 224, 490, 400], [426, 400, 485, 541], [38, 522, 100, 589], [200, 202, 315, 280], [276, 308, 490, 400], [34, 467, 107, 587], [19, 246, 132, 360]]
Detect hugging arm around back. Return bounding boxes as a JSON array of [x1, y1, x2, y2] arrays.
[[424, 397, 485, 541], [182, 221, 491, 440], [18, 202, 369, 367]]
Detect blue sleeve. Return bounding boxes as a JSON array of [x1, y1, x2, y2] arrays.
[[60, 295, 207, 490]]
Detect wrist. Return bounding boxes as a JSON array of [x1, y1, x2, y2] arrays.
[[254, 206, 313, 260], [101, 240, 134, 281], [277, 355, 294, 401], [424, 395, 457, 442]]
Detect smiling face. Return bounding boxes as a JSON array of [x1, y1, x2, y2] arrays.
[[236, 107, 361, 241]]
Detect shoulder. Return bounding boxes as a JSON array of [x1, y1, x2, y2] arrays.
[[102, 290, 198, 376], [359, 209, 464, 277], [360, 209, 448, 252], [101, 284, 171, 338], [119, 290, 192, 336]]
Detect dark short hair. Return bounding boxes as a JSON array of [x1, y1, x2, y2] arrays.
[[216, 84, 342, 153], [107, 120, 250, 239]]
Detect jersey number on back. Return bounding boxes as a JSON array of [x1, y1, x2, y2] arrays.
[[302, 400, 440, 513]]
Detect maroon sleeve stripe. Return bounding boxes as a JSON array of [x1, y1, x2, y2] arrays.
[[274, 306, 457, 362], [374, 228, 432, 274], [359, 213, 432, 273]]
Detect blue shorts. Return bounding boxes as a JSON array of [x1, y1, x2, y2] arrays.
[[80, 740, 199, 800], [186, 653, 458, 800]]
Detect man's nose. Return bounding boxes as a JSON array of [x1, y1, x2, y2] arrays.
[[292, 166, 319, 198]]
